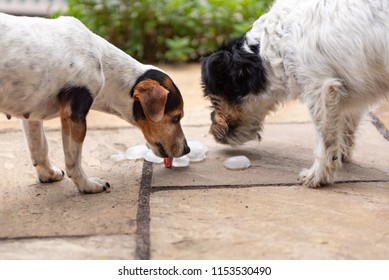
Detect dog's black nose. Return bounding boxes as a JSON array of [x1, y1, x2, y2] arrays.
[[183, 140, 191, 155], [210, 111, 216, 124]]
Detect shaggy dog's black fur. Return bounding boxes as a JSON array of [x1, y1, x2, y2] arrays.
[[201, 36, 267, 103]]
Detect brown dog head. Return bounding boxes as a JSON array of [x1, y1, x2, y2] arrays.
[[131, 69, 190, 158]]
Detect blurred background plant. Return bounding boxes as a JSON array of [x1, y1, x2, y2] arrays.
[[57, 0, 273, 63]]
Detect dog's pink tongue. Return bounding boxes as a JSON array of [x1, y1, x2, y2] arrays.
[[164, 157, 173, 169]]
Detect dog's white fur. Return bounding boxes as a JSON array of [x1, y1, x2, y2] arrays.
[[241, 0, 389, 187], [0, 13, 167, 193]]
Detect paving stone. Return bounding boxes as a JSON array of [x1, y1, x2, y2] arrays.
[[0, 128, 144, 238], [0, 235, 135, 259], [149, 120, 388, 260], [150, 183, 389, 259], [152, 122, 388, 188], [1, 63, 388, 261]]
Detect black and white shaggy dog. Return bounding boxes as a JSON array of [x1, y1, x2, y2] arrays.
[[201, 0, 389, 188]]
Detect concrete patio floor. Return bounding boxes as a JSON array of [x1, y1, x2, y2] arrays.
[[0, 64, 388, 260]]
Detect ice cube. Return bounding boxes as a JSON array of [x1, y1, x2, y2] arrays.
[[124, 141, 208, 167], [125, 144, 148, 160], [187, 141, 207, 162], [173, 155, 190, 167], [223, 156, 251, 170], [144, 149, 163, 164]]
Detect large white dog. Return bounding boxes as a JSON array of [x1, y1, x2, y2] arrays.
[[201, 0, 389, 188]]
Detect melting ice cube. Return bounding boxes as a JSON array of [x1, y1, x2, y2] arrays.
[[125, 144, 148, 160], [223, 156, 251, 170], [122, 140, 207, 168], [173, 155, 190, 167], [144, 149, 163, 164], [187, 141, 207, 162]]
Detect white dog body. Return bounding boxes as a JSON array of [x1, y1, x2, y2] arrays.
[[250, 0, 389, 187], [202, 0, 389, 187], [0, 13, 150, 122], [0, 13, 189, 193], [247, 0, 389, 106]]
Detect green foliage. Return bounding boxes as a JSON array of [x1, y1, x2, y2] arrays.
[[60, 0, 273, 63]]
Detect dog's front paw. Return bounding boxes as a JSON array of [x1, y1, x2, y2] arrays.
[[77, 177, 111, 194], [299, 168, 322, 188], [38, 166, 65, 183], [299, 163, 335, 188]]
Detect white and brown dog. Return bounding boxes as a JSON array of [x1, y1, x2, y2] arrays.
[[201, 0, 389, 188], [0, 13, 190, 194]]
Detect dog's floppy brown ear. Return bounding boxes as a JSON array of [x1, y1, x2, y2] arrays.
[[133, 80, 169, 122]]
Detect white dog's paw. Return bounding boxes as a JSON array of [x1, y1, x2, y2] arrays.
[[299, 168, 322, 188], [77, 177, 111, 194], [38, 166, 65, 183], [299, 164, 335, 188]]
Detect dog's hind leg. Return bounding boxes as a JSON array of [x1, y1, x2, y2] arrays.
[[22, 120, 65, 183], [340, 111, 363, 162], [300, 79, 346, 188], [59, 86, 110, 194]]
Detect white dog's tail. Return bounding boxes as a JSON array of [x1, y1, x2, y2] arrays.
[[369, 112, 389, 142]]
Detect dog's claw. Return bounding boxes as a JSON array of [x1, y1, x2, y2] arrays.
[[104, 182, 111, 193], [78, 177, 111, 194]]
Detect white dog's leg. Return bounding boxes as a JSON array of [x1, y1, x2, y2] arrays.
[[22, 120, 65, 183], [340, 112, 362, 162], [300, 80, 346, 188], [60, 109, 110, 194]]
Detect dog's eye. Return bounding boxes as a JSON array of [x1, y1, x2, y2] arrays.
[[172, 115, 182, 124]]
